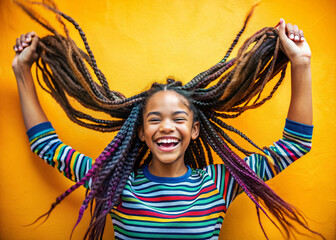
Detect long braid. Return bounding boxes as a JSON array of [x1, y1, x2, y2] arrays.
[[211, 121, 255, 156], [184, 146, 197, 169], [195, 138, 207, 169], [16, 1, 324, 239], [132, 144, 149, 173], [209, 112, 264, 152], [200, 134, 214, 164], [198, 111, 323, 239], [86, 141, 142, 240], [198, 113, 282, 239], [182, 5, 257, 90], [71, 104, 141, 239]]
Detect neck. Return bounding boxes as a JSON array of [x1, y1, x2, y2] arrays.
[[148, 160, 188, 178]]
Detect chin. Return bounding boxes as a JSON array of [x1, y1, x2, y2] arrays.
[[151, 153, 185, 166], [156, 159, 179, 165]]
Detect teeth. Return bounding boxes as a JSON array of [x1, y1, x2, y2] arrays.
[[156, 138, 179, 144]]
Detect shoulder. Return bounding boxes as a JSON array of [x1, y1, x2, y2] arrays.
[[202, 164, 226, 176], [191, 164, 226, 182]]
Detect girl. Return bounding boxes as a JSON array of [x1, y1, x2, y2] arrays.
[[12, 1, 322, 239]]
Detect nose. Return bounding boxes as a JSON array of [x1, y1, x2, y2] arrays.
[[159, 119, 175, 132]]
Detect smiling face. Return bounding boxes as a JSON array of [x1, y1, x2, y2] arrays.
[[139, 90, 200, 167]]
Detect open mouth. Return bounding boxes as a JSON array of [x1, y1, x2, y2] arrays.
[[155, 138, 180, 151]]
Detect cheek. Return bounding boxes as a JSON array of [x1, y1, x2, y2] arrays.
[[181, 126, 194, 141], [143, 125, 155, 141]]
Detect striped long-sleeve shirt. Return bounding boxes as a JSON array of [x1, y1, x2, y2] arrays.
[[27, 119, 313, 240]]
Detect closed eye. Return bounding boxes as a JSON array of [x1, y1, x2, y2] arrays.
[[174, 118, 187, 122], [148, 118, 161, 122]]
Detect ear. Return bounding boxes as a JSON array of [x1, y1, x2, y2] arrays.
[[191, 121, 200, 140], [138, 125, 145, 141]]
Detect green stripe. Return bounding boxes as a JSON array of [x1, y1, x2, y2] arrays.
[[219, 165, 225, 196], [284, 128, 312, 138], [29, 130, 55, 142], [72, 153, 80, 181], [132, 176, 149, 186], [284, 132, 311, 142], [288, 142, 309, 153], [256, 155, 263, 177]]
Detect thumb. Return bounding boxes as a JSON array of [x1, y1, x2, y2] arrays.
[[276, 18, 287, 40], [30, 35, 39, 51]]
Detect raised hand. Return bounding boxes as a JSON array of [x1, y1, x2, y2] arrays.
[[277, 19, 311, 65], [12, 32, 39, 71], [12, 31, 48, 130], [275, 19, 313, 125]]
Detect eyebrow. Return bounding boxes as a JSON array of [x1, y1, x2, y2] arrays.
[[146, 111, 189, 118]]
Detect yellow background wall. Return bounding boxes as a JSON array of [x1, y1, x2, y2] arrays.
[[1, 0, 335, 239]]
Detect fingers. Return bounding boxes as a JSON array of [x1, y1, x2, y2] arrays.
[[288, 24, 305, 42], [293, 25, 300, 41], [20, 34, 27, 47], [286, 23, 295, 40], [299, 29, 305, 42], [14, 37, 21, 52], [26, 31, 37, 41], [277, 19, 305, 43], [13, 31, 38, 53]]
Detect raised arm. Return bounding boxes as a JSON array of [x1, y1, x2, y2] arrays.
[[277, 19, 312, 125], [13, 32, 93, 186], [243, 20, 314, 182], [12, 32, 48, 130]]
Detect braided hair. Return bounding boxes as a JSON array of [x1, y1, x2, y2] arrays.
[[15, 0, 324, 239]]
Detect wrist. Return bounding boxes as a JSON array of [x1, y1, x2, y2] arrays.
[[290, 56, 311, 67], [12, 61, 32, 75]]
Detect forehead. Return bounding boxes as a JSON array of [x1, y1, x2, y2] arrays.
[[144, 91, 190, 113]]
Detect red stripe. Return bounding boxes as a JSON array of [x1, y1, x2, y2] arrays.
[[117, 205, 225, 218], [65, 149, 75, 178], [133, 185, 216, 202], [222, 170, 230, 200], [278, 142, 298, 161]]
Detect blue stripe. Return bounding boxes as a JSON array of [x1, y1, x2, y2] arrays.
[[27, 122, 53, 139], [285, 118, 313, 135]]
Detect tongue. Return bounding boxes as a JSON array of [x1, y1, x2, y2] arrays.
[[161, 143, 176, 148]]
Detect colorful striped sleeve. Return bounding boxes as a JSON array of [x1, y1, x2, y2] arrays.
[[27, 122, 93, 188], [204, 119, 313, 209], [245, 118, 313, 181]]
